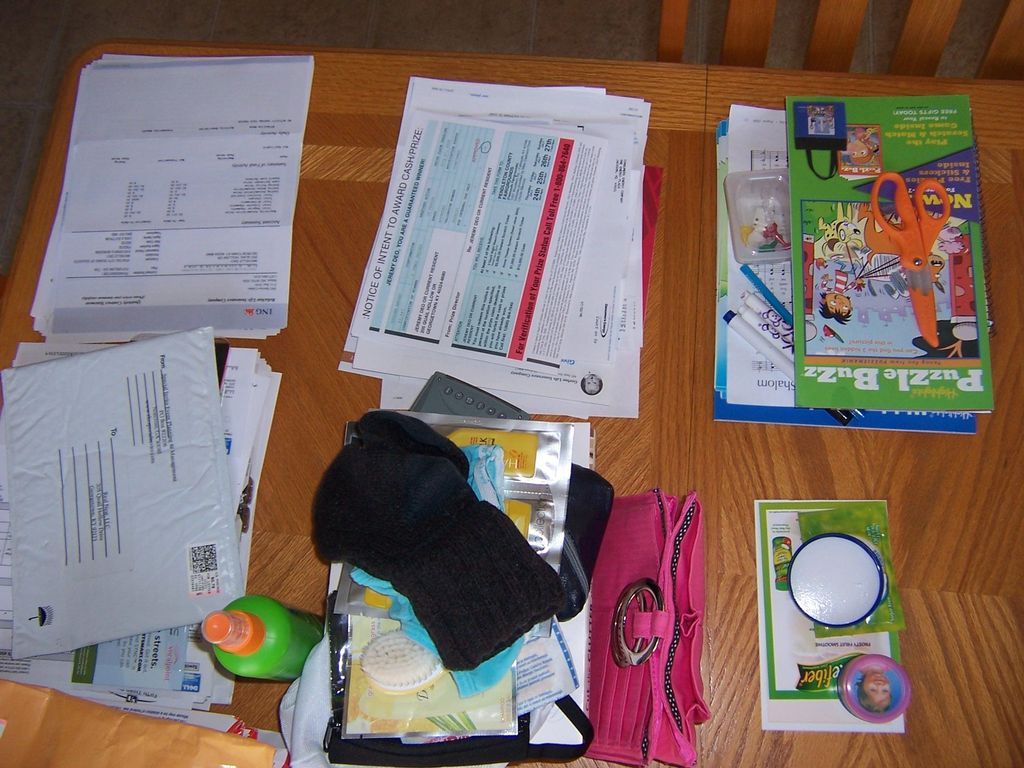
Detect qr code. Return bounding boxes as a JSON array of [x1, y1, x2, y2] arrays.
[[188, 543, 221, 597], [190, 544, 218, 572]]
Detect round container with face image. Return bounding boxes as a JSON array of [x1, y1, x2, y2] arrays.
[[787, 533, 886, 628], [838, 653, 911, 723]]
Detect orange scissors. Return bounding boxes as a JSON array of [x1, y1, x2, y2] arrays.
[[870, 172, 950, 347]]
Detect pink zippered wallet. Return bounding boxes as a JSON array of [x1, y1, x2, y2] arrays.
[[586, 489, 709, 767]]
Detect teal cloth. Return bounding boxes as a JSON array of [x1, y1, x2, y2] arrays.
[[461, 444, 505, 510], [351, 567, 522, 698]]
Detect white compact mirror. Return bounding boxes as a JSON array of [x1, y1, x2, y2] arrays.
[[788, 533, 886, 627]]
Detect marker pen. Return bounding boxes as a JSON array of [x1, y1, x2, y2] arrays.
[[739, 263, 794, 326], [723, 310, 795, 379], [737, 302, 793, 356], [742, 291, 791, 330], [723, 309, 857, 426]]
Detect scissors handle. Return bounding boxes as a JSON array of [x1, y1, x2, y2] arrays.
[[912, 178, 951, 255], [870, 172, 915, 245], [870, 172, 951, 264]]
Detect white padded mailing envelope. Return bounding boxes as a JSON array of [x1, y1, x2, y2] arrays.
[[2, 327, 242, 657]]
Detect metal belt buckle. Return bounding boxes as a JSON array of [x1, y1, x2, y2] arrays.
[[611, 578, 664, 667]]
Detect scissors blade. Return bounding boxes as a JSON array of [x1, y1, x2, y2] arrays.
[[906, 268, 939, 347]]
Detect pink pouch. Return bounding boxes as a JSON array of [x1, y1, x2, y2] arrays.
[[586, 489, 709, 767]]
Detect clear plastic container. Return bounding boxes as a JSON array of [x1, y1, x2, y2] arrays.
[[723, 169, 792, 264]]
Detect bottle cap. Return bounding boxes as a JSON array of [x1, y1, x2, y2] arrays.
[[202, 609, 266, 655], [837, 654, 911, 723]]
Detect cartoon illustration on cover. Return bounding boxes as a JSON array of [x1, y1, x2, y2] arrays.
[[839, 125, 882, 177], [801, 192, 980, 360]]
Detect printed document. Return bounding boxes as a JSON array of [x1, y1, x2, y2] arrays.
[[392, 78, 651, 362], [349, 110, 610, 369], [32, 55, 314, 341], [2, 328, 242, 657], [343, 78, 651, 415]]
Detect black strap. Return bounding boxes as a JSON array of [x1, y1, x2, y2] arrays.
[[805, 147, 838, 180], [525, 696, 593, 761]]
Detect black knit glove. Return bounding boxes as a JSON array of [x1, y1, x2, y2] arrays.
[[313, 410, 565, 670]]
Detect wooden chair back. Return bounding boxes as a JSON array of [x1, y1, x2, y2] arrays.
[[657, 0, 1023, 79]]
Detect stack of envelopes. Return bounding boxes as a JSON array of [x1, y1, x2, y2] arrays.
[[0, 328, 280, 719]]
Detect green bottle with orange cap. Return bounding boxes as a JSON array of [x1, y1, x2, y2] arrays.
[[201, 594, 323, 681]]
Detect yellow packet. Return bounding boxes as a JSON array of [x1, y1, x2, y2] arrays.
[[447, 428, 538, 477], [362, 588, 392, 611], [504, 499, 533, 538]]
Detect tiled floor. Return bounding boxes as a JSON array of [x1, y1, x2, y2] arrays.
[[0, 0, 1004, 276]]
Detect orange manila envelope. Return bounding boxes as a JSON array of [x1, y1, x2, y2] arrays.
[[0, 680, 276, 768]]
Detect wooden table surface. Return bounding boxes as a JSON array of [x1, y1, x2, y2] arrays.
[[2, 41, 1022, 768]]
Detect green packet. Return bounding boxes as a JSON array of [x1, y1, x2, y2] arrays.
[[797, 501, 905, 638]]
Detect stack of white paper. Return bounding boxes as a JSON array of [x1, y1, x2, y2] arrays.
[[32, 54, 314, 341], [341, 78, 652, 418], [0, 329, 282, 719]]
